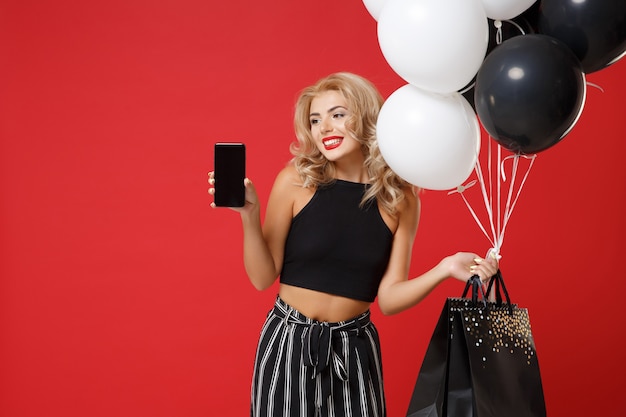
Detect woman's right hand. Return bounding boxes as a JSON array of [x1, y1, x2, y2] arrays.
[[208, 171, 260, 215]]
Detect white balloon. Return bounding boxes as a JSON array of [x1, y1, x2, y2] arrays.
[[377, 84, 480, 190], [481, 0, 536, 21], [362, 0, 388, 21], [377, 0, 488, 94]]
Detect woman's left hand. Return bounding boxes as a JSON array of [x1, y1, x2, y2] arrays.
[[442, 251, 499, 284]]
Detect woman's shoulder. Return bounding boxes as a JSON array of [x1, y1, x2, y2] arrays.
[[397, 185, 420, 217], [378, 184, 419, 234], [269, 164, 316, 216], [270, 164, 312, 199], [273, 164, 304, 188]]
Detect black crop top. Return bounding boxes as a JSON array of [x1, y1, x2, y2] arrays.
[[280, 180, 393, 302]]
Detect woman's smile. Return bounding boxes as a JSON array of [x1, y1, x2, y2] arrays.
[[322, 136, 343, 150]]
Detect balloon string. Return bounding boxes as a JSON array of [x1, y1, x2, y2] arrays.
[[448, 180, 496, 249], [450, 140, 537, 258], [497, 153, 536, 250], [487, 138, 499, 247], [489, 141, 505, 245], [472, 145, 500, 254], [494, 20, 503, 45], [586, 81, 604, 93], [502, 19, 527, 36], [450, 146, 497, 250], [469, 147, 492, 240], [493, 19, 527, 48]]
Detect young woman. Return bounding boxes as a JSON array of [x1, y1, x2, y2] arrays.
[[209, 72, 498, 417]]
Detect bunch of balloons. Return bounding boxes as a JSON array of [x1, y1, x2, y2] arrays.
[[363, 0, 626, 190]]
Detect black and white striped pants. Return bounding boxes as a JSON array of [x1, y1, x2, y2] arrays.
[[251, 296, 386, 417]]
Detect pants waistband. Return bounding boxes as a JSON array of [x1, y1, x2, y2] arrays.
[[271, 295, 371, 330]]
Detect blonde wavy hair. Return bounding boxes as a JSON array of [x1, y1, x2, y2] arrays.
[[290, 72, 412, 215]]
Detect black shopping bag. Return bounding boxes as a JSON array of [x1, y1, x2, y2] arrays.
[[406, 271, 546, 417]]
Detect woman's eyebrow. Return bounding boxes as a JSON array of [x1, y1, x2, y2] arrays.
[[309, 106, 347, 117]]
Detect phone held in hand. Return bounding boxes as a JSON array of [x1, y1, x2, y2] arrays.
[[214, 142, 246, 207]]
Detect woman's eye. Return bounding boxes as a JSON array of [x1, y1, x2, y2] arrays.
[[310, 119, 320, 125], [333, 113, 345, 119]]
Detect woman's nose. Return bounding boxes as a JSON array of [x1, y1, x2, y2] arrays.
[[320, 120, 332, 133]]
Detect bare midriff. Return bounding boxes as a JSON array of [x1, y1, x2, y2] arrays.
[[278, 283, 371, 323]]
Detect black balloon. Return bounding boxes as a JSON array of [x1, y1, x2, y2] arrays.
[[536, 0, 626, 73], [474, 34, 586, 154], [461, 18, 535, 109]]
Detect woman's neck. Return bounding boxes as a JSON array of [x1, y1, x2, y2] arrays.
[[332, 156, 369, 183]]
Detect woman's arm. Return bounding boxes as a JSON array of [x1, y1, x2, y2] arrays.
[[238, 166, 298, 290], [376, 191, 498, 315]]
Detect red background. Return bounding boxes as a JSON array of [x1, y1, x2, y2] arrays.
[[1, 1, 624, 416]]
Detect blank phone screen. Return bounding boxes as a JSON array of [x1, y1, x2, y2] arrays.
[[214, 143, 246, 207]]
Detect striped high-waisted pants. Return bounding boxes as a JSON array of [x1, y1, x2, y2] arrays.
[[251, 296, 386, 417]]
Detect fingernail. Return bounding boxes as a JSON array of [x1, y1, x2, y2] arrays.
[[474, 258, 482, 264]]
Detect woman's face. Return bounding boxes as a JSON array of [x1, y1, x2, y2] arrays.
[[309, 91, 363, 163]]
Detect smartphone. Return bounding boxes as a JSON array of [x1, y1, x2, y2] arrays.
[[213, 142, 246, 207]]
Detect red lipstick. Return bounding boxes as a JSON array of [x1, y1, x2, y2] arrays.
[[322, 136, 343, 150]]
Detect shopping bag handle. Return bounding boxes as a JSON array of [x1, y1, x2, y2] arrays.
[[485, 270, 512, 306], [461, 275, 488, 308], [485, 270, 514, 314], [461, 271, 513, 313]]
